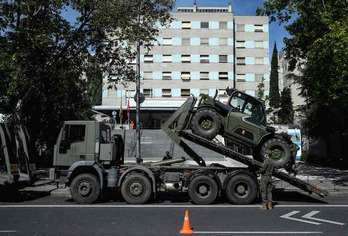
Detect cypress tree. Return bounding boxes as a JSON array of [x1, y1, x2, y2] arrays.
[[279, 87, 294, 124], [269, 42, 280, 108]]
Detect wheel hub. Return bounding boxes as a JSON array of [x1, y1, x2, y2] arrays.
[[78, 182, 91, 196], [130, 182, 143, 196], [201, 120, 212, 130], [236, 185, 246, 194], [198, 185, 208, 195]]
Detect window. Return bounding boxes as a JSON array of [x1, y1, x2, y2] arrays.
[[182, 21, 191, 29], [219, 72, 228, 80], [201, 38, 209, 45], [163, 38, 172, 46], [236, 74, 246, 82], [255, 57, 263, 65], [181, 89, 190, 97], [201, 22, 209, 28], [219, 89, 227, 97], [181, 72, 190, 81], [182, 38, 190, 45], [219, 38, 228, 46], [237, 24, 245, 32], [162, 89, 171, 97], [163, 55, 172, 63], [255, 41, 263, 48], [220, 21, 227, 29], [236, 57, 245, 65], [255, 74, 264, 81], [68, 125, 86, 143], [163, 71, 172, 80], [200, 55, 209, 63], [181, 55, 191, 63], [219, 55, 227, 63], [143, 89, 153, 98], [143, 71, 153, 80], [254, 24, 263, 32], [200, 72, 209, 80], [236, 41, 245, 48], [144, 55, 153, 63], [200, 89, 208, 95]]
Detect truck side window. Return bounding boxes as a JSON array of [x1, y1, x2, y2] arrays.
[[68, 125, 86, 143]]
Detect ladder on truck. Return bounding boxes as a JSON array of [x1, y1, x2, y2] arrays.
[[162, 96, 328, 198]]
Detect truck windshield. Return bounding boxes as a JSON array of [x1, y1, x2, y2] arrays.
[[230, 92, 265, 124]]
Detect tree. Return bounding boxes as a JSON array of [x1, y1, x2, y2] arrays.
[[258, 0, 348, 165], [269, 42, 280, 108], [256, 76, 265, 101], [278, 87, 294, 124], [0, 1, 174, 159]]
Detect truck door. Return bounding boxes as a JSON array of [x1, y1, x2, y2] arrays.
[[56, 124, 88, 166]]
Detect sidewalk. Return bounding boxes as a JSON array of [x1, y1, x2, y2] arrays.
[[274, 162, 348, 193]]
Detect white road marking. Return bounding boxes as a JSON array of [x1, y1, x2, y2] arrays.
[[194, 231, 322, 234], [0, 230, 16, 233], [280, 211, 321, 225], [0, 204, 348, 208], [302, 211, 346, 225]]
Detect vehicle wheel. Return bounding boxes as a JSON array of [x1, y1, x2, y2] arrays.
[[121, 174, 152, 204], [191, 108, 221, 140], [70, 173, 100, 204], [226, 174, 257, 205], [260, 138, 291, 168], [188, 175, 218, 205]]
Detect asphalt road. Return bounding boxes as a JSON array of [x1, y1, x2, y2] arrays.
[[0, 204, 347, 235], [0, 190, 348, 235]]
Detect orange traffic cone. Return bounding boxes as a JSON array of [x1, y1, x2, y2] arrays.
[[179, 210, 194, 234]]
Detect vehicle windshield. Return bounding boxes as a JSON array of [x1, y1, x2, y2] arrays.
[[230, 92, 265, 124]]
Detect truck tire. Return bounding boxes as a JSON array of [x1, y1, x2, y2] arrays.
[[70, 173, 100, 204], [191, 108, 221, 140], [226, 174, 257, 205], [188, 175, 218, 205], [121, 174, 152, 204], [260, 138, 291, 168]]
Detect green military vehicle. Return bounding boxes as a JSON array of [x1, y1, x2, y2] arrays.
[[190, 87, 295, 169]]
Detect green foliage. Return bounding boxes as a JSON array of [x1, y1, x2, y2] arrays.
[[256, 76, 265, 101], [269, 42, 280, 108], [258, 0, 348, 141], [0, 0, 174, 156], [278, 87, 294, 124]]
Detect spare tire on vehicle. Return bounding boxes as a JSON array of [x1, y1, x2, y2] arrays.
[[190, 108, 221, 140], [260, 138, 292, 168]]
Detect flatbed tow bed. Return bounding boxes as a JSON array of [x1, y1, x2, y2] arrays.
[[162, 95, 328, 198]]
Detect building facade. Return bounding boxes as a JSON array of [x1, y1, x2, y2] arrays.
[[279, 49, 306, 124], [97, 3, 270, 128]]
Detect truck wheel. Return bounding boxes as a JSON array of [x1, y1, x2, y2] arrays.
[[191, 108, 221, 140], [226, 174, 257, 205], [121, 174, 152, 204], [70, 173, 100, 204], [188, 175, 218, 205], [260, 138, 291, 168]]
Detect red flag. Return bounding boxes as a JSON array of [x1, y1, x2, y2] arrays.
[[126, 100, 130, 118]]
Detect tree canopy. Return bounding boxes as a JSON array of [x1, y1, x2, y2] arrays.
[[0, 0, 174, 156], [258, 0, 348, 139]]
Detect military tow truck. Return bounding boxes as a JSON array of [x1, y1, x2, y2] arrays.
[[50, 90, 328, 204]]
